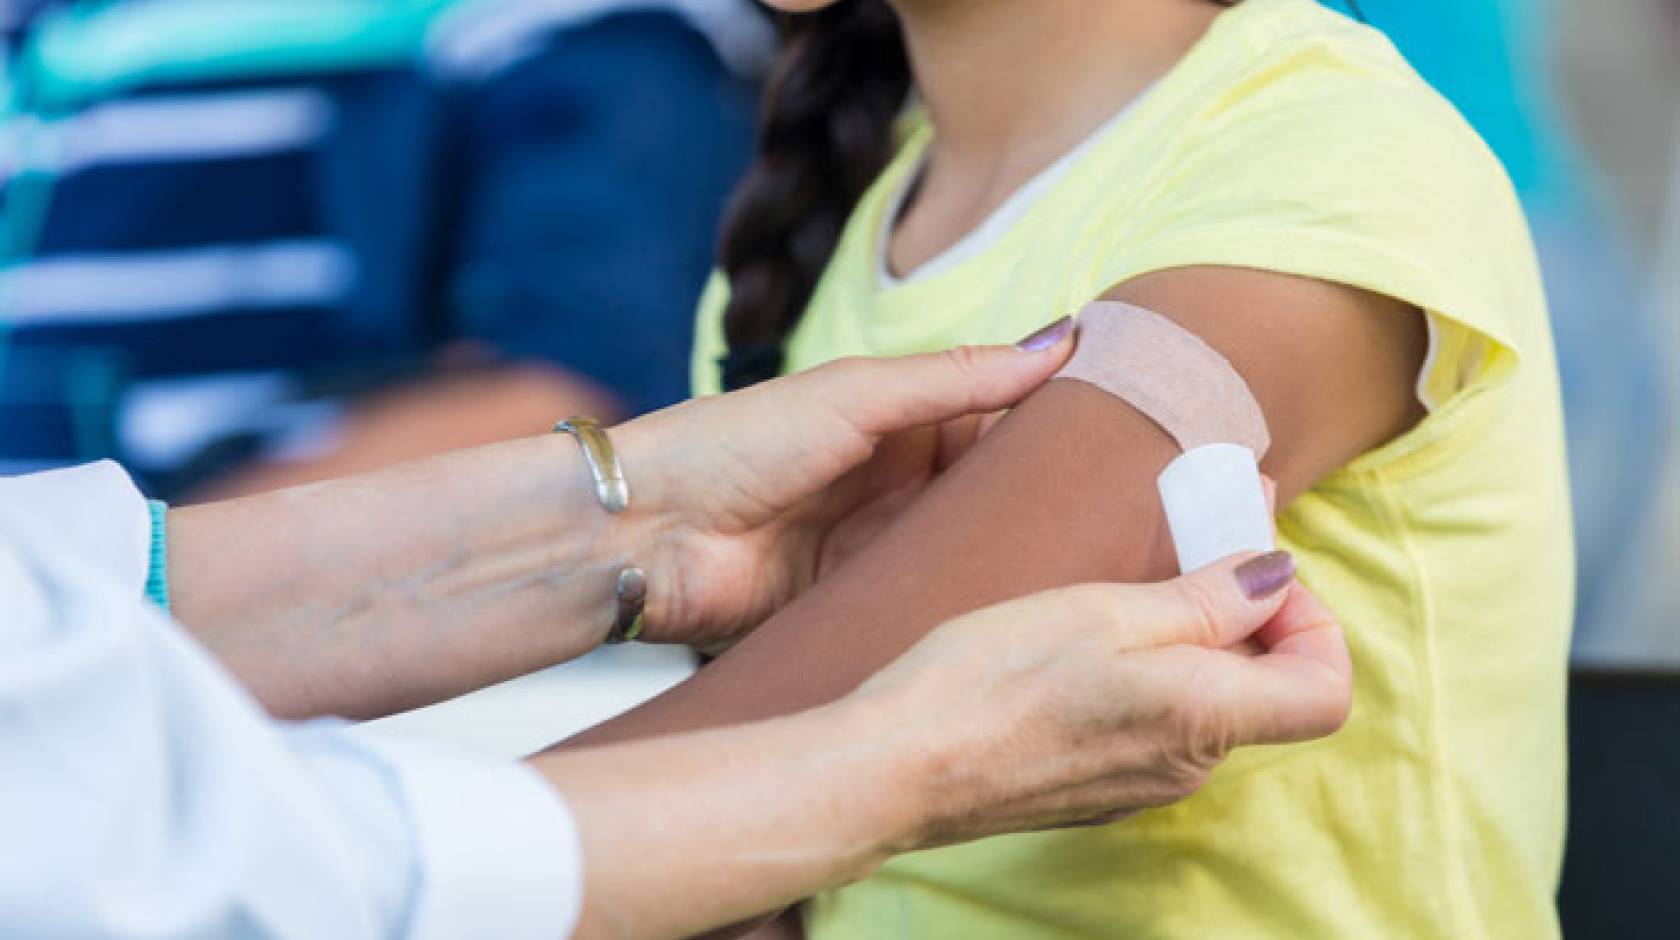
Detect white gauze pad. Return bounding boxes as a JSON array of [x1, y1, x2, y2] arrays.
[[1158, 443, 1274, 572], [1056, 301, 1275, 572]]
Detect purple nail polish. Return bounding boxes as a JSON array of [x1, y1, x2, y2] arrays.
[[1235, 551, 1295, 600], [1016, 316, 1073, 352]]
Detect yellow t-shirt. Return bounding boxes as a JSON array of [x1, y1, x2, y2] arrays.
[[691, 0, 1573, 936]]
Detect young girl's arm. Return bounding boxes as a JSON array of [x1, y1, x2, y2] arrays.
[[567, 266, 1425, 744]]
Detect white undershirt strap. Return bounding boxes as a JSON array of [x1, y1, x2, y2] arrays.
[[877, 92, 1149, 289]]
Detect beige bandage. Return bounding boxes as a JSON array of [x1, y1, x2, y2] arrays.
[[1055, 300, 1274, 573], [1056, 301, 1271, 458]]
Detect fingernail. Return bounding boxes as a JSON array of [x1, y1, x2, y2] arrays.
[[1235, 551, 1295, 600], [1015, 316, 1073, 352]]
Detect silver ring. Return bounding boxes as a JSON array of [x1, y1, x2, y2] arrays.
[[608, 566, 648, 644]]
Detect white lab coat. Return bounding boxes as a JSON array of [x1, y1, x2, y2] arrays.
[[0, 462, 583, 939]]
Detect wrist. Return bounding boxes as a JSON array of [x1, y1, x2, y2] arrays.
[[605, 411, 676, 520], [485, 432, 659, 649], [530, 703, 921, 937], [592, 415, 693, 636], [814, 694, 933, 866]]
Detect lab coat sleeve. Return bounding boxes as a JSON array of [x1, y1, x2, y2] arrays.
[[0, 459, 151, 589], [0, 469, 584, 940]]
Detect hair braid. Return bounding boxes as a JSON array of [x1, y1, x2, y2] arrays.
[[716, 0, 910, 390]]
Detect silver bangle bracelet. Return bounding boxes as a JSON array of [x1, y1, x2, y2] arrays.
[[554, 416, 630, 514], [554, 416, 646, 644]]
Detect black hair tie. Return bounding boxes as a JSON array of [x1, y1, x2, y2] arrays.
[[718, 344, 785, 391]]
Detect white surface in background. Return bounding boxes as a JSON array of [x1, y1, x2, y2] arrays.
[[358, 643, 697, 760], [122, 373, 293, 465], [0, 87, 334, 184], [1, 240, 357, 324], [120, 372, 348, 471]]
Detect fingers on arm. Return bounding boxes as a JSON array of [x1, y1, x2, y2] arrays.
[[804, 333, 1075, 442]]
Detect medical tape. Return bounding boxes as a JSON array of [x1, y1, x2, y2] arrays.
[[1055, 301, 1275, 573]]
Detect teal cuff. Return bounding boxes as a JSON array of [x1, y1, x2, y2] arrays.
[[145, 499, 170, 611]]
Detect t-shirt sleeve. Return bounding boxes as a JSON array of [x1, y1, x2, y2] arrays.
[[1099, 68, 1536, 413]]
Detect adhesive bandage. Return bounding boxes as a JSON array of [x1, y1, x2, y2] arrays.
[[1056, 301, 1275, 573]]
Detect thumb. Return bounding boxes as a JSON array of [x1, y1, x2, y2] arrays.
[[818, 318, 1075, 440], [1186, 583, 1354, 747], [1100, 551, 1298, 652]]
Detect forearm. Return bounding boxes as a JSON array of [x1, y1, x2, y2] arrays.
[[568, 381, 1181, 743], [170, 433, 648, 720], [532, 698, 916, 940]]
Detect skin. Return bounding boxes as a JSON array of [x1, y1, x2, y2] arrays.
[[564, 273, 1419, 737], [169, 339, 1075, 720], [565, 0, 1426, 934], [153, 6, 1372, 936], [543, 559, 1349, 940], [164, 337, 1352, 940]]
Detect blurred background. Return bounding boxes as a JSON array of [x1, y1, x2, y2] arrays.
[[1, 0, 1676, 935]]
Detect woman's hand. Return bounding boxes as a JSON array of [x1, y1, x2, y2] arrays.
[[614, 322, 1074, 649], [167, 325, 1067, 720], [855, 550, 1353, 847], [538, 551, 1350, 940]]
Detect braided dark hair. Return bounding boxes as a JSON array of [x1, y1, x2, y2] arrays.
[[715, 0, 909, 390]]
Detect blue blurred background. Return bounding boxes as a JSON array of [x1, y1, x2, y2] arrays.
[[2, 1, 1678, 934], [0, 0, 766, 499]]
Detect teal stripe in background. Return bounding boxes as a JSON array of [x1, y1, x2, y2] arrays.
[[14, 0, 459, 115]]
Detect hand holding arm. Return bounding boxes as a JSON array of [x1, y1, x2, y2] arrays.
[[535, 554, 1350, 940], [563, 265, 1421, 741], [0, 474, 1344, 940], [167, 335, 1072, 720]]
